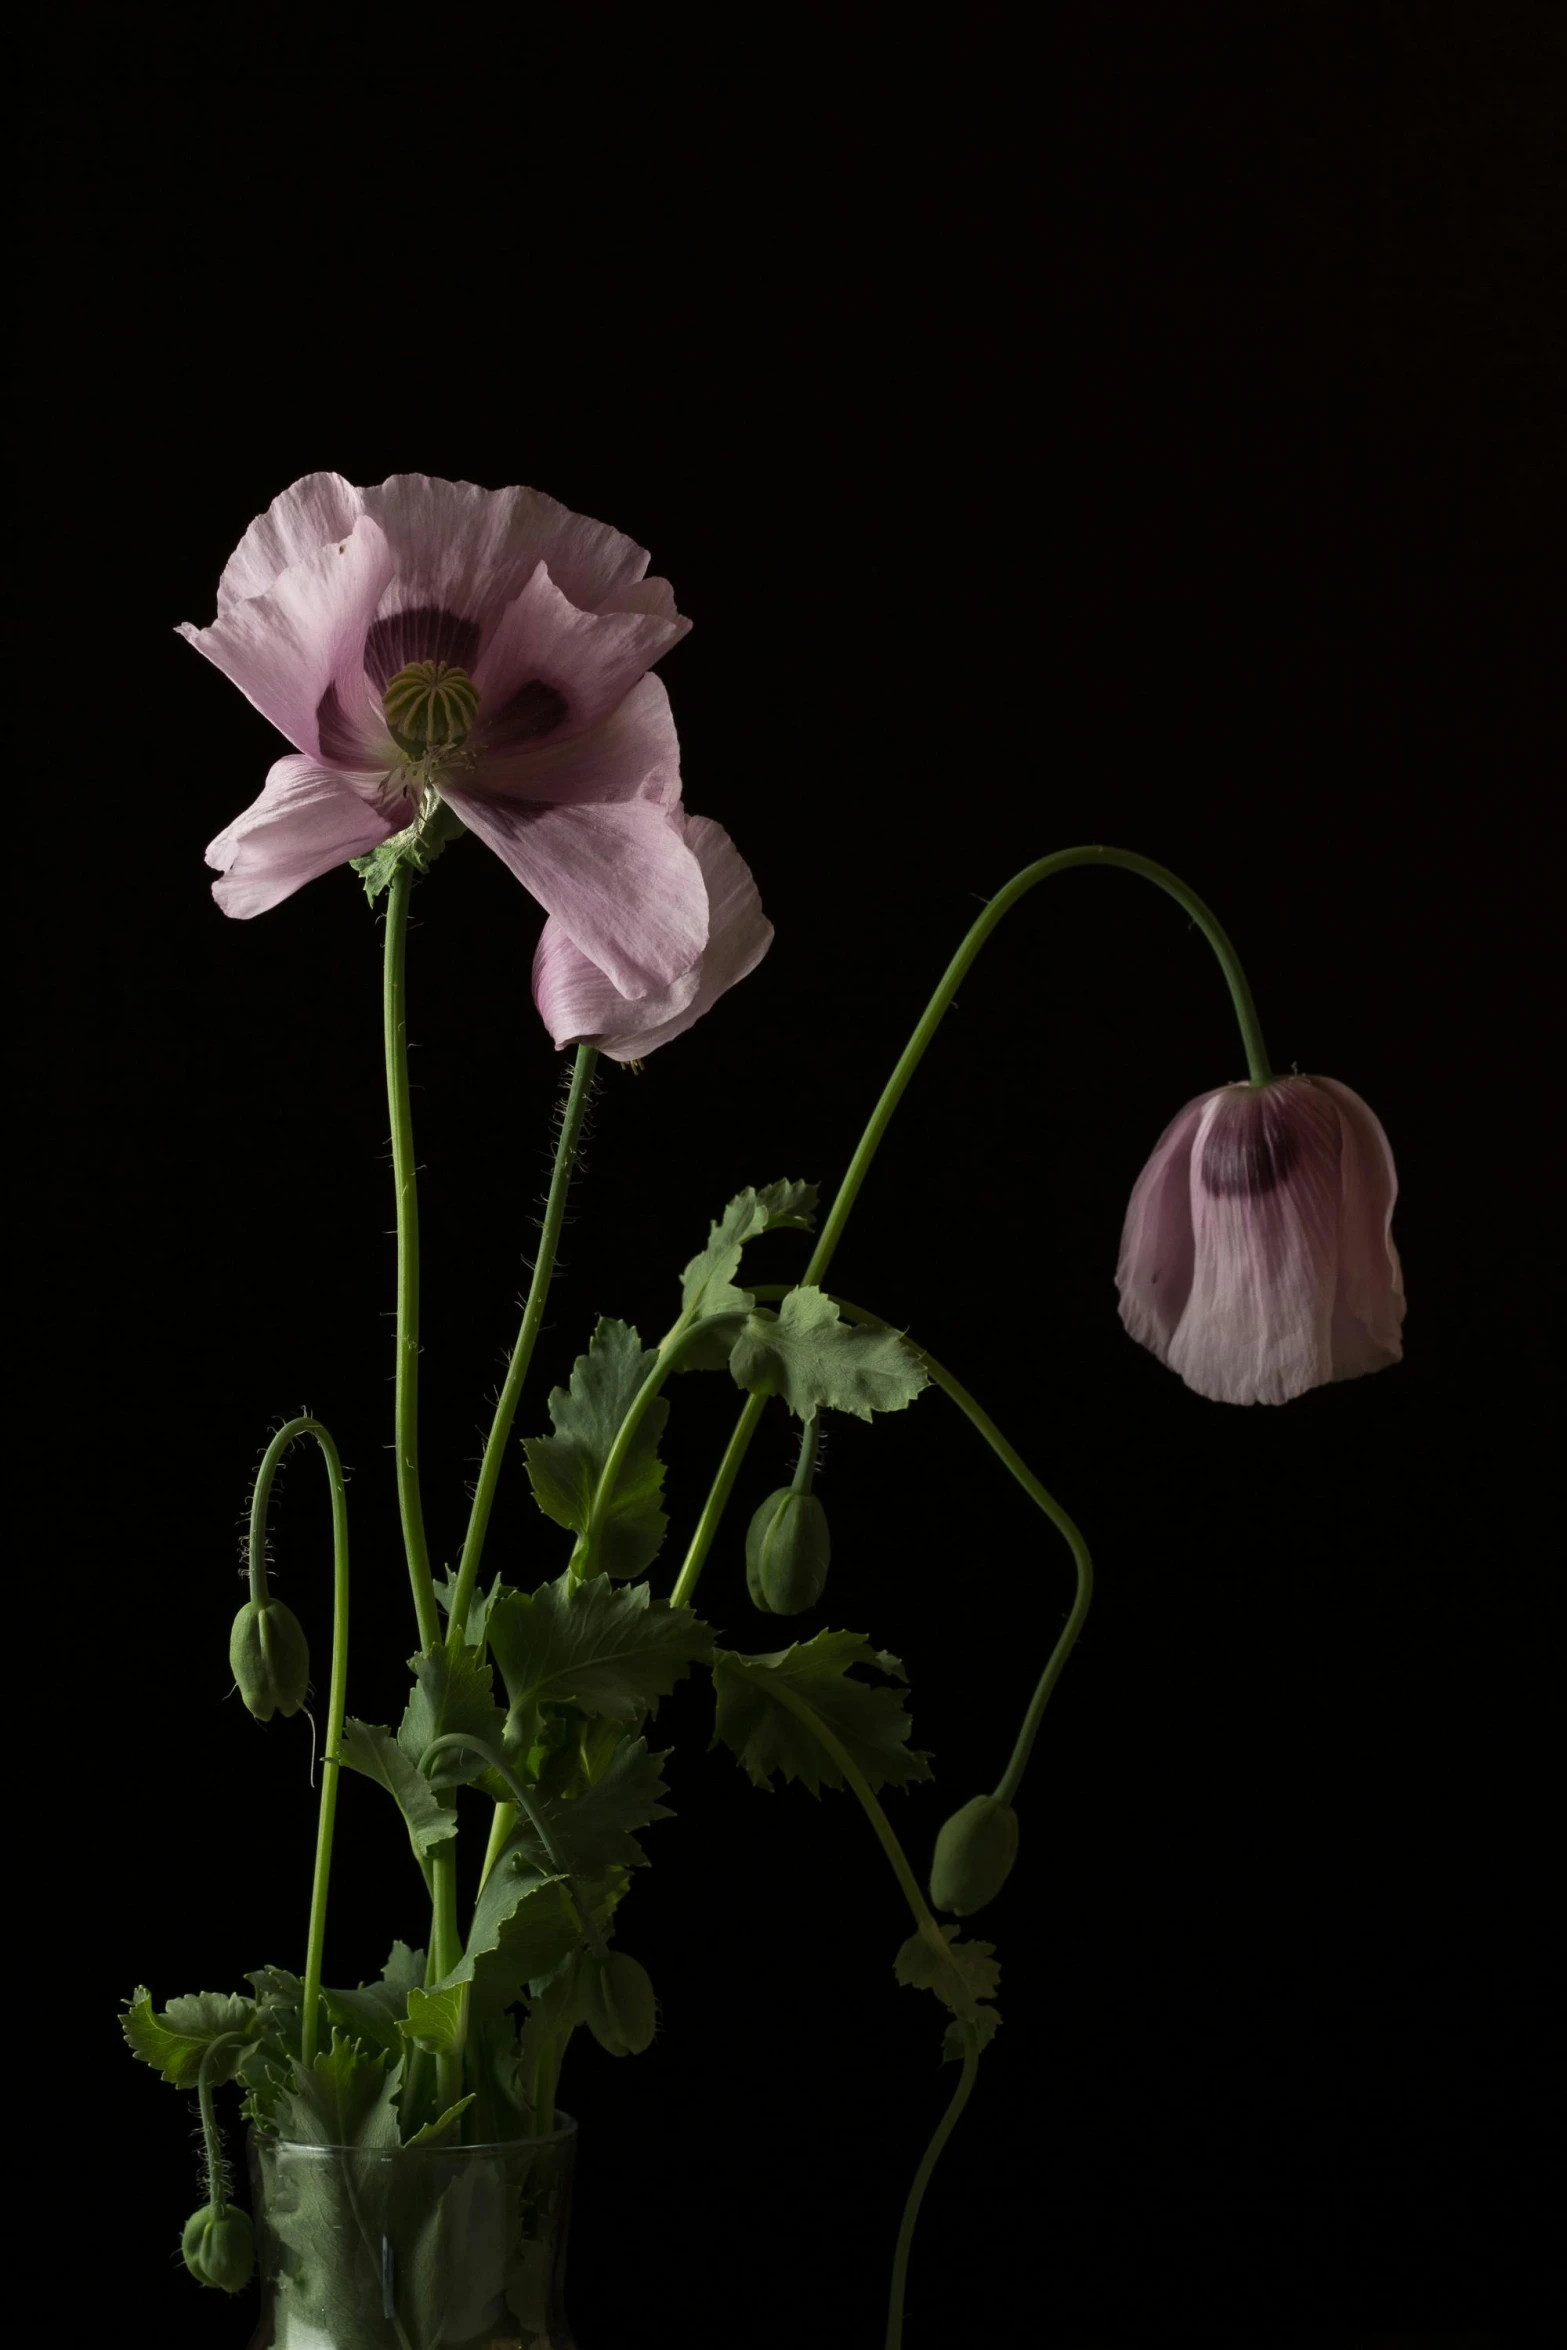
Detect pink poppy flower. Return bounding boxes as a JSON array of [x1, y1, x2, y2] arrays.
[[183, 472, 771, 1042], [1116, 1074, 1405, 1406]]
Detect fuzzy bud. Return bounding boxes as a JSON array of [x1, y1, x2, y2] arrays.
[[928, 1794, 1019, 1917], [181, 2204, 255, 2293], [745, 1489, 831, 1615], [229, 1598, 310, 1721]]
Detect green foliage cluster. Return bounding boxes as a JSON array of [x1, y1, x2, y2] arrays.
[[125, 1178, 999, 2326]]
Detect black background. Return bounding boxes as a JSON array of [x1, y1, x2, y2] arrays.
[[22, 6, 1560, 2347]]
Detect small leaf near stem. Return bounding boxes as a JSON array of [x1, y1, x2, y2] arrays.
[[671, 846, 1268, 1610], [448, 1043, 599, 1645]]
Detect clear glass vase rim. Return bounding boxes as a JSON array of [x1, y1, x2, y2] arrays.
[[249, 2109, 578, 2156]]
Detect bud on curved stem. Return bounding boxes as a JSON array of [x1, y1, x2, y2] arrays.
[[929, 1794, 1020, 1916], [241, 1415, 352, 2068], [182, 2032, 254, 2291]]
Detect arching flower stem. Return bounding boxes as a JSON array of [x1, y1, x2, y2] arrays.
[[670, 845, 1270, 1611], [246, 1415, 352, 2069]]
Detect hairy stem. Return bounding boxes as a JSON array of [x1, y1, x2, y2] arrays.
[[383, 866, 440, 1654], [244, 1417, 352, 2068], [448, 1043, 599, 1644]]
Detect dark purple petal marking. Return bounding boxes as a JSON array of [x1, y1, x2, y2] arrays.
[[1198, 1088, 1303, 1199], [363, 606, 482, 692], [480, 678, 570, 752]]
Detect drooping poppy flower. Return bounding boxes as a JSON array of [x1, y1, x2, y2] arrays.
[[1116, 1074, 1404, 1406], [183, 472, 771, 1049]]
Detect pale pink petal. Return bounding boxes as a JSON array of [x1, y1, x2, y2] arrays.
[[1169, 1078, 1343, 1405], [533, 816, 772, 1059], [206, 756, 413, 919], [598, 576, 681, 620], [467, 672, 683, 809], [1116, 1090, 1212, 1359], [357, 475, 656, 638], [531, 924, 703, 1054], [1316, 1076, 1406, 1380], [179, 516, 396, 761], [469, 563, 688, 756], [216, 473, 364, 609], [442, 793, 708, 996]]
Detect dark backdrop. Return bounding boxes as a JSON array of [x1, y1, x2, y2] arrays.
[[22, 7, 1560, 2347]]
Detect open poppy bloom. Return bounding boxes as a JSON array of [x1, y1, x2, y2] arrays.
[[1116, 1073, 1405, 1406], [183, 472, 771, 1058]]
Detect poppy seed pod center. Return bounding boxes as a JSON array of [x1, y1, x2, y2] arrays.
[[383, 659, 479, 758]]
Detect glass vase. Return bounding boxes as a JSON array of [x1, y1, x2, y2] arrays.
[[244, 2115, 578, 2350]]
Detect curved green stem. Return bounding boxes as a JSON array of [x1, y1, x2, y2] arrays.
[[579, 1315, 742, 1577], [791, 1415, 820, 1496], [804, 846, 1270, 1294], [757, 1679, 983, 2350], [885, 2021, 982, 2350], [383, 866, 440, 1655], [671, 846, 1268, 1608], [669, 1390, 766, 1610], [246, 1416, 352, 2069], [761, 1678, 952, 1965], [448, 1044, 599, 1645], [750, 1287, 1095, 1808]]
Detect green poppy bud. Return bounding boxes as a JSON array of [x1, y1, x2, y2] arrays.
[[181, 2203, 255, 2292], [928, 1794, 1019, 1917], [229, 1598, 310, 1721], [581, 1951, 658, 2058], [745, 1489, 831, 1615]]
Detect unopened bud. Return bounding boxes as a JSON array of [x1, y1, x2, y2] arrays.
[[229, 1598, 310, 1722], [745, 1489, 831, 1615], [181, 2204, 254, 2293], [929, 1794, 1019, 1917], [581, 1951, 658, 2058]]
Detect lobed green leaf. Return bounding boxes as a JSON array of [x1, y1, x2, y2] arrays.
[[710, 1630, 933, 1797], [339, 1718, 457, 1859], [500, 1736, 673, 1880], [677, 1180, 818, 1326], [728, 1285, 928, 1421], [523, 1318, 670, 1577], [121, 1988, 256, 2089], [894, 1925, 1004, 2063], [323, 1943, 428, 2061], [267, 2031, 402, 2149], [488, 1570, 711, 1757], [398, 1642, 508, 1788]]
